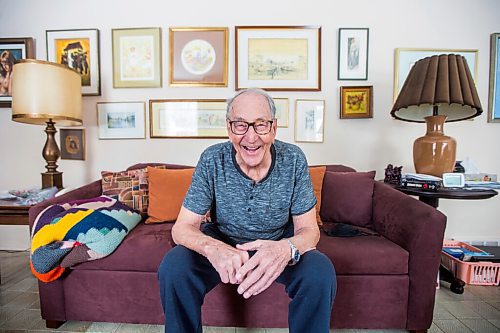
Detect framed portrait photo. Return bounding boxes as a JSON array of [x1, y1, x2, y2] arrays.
[[149, 99, 228, 138], [488, 33, 500, 123], [97, 102, 146, 139], [338, 28, 369, 80], [340, 86, 373, 119], [60, 128, 85, 160], [295, 99, 325, 143], [274, 98, 289, 128], [235, 26, 321, 91], [46, 29, 101, 96], [169, 27, 228, 87], [0, 37, 34, 107], [394, 48, 478, 101], [112, 27, 162, 88]]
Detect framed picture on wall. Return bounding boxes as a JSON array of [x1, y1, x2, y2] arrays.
[[60, 128, 85, 160], [46, 29, 101, 96], [340, 86, 373, 119], [488, 33, 500, 123], [112, 27, 162, 88], [235, 26, 321, 91], [274, 98, 289, 128], [149, 99, 228, 138], [97, 102, 146, 139], [295, 99, 324, 143], [169, 27, 228, 87], [338, 28, 369, 80], [0, 37, 34, 107], [394, 48, 478, 101]]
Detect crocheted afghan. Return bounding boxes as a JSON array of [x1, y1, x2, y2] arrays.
[[30, 195, 141, 282]]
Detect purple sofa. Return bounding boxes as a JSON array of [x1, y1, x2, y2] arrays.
[[29, 164, 446, 332]]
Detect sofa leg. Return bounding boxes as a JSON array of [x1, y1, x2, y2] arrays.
[[46, 320, 65, 329]]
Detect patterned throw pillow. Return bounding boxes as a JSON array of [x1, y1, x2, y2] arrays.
[[101, 168, 150, 214]]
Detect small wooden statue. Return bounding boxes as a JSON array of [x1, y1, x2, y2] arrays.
[[384, 164, 403, 185]]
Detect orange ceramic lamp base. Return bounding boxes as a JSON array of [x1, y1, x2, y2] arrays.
[[413, 115, 456, 177]]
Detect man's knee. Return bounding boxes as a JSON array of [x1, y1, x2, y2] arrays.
[[158, 245, 193, 284], [293, 251, 336, 294]]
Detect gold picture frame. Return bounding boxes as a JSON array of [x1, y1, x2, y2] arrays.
[[150, 99, 228, 138], [169, 27, 228, 87], [97, 102, 146, 139], [235, 26, 321, 91], [340, 86, 373, 119], [60, 128, 85, 160], [112, 27, 162, 88]]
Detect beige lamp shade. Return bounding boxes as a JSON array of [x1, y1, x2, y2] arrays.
[[11, 59, 82, 126]]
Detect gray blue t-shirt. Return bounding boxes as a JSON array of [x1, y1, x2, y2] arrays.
[[183, 140, 317, 244]]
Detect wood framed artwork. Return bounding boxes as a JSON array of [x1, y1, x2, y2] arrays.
[[338, 28, 369, 80], [235, 26, 321, 91], [0, 37, 34, 107], [394, 48, 478, 101], [488, 33, 500, 123], [60, 128, 85, 160], [46, 29, 101, 96], [112, 27, 162, 88], [274, 98, 289, 128], [97, 102, 146, 139], [169, 27, 228, 87], [295, 99, 324, 143], [340, 86, 373, 119], [149, 99, 228, 138]]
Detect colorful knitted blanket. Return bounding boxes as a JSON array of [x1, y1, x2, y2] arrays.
[[30, 195, 141, 282]]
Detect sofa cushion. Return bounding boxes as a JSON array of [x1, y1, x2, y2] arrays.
[[309, 166, 326, 226], [101, 168, 150, 214], [320, 170, 376, 227], [146, 166, 195, 223], [72, 222, 175, 272], [317, 229, 408, 275]]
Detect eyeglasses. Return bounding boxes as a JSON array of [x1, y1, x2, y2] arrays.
[[228, 120, 274, 135]]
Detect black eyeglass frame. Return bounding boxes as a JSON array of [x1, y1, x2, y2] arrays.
[[227, 120, 274, 135]]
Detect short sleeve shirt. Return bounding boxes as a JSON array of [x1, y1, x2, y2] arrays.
[[183, 140, 316, 244]]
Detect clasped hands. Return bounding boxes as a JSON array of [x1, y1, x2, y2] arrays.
[[205, 239, 290, 299]]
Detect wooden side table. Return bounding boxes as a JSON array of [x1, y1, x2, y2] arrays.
[[0, 200, 31, 225]]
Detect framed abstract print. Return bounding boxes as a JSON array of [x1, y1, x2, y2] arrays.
[[112, 27, 162, 88], [46, 29, 101, 96], [169, 27, 228, 87], [149, 99, 228, 138], [60, 128, 85, 160], [0, 37, 34, 107], [338, 28, 369, 80], [340, 86, 373, 119], [97, 102, 146, 139], [235, 26, 321, 91], [295, 99, 324, 143]]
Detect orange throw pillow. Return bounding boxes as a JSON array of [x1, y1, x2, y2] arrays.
[[309, 166, 326, 226], [146, 166, 194, 223]]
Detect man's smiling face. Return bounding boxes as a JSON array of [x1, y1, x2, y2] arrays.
[[227, 92, 277, 170]]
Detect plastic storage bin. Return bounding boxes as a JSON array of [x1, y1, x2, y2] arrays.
[[441, 240, 500, 286]]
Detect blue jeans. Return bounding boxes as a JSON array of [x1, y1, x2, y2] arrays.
[[157, 225, 336, 333]]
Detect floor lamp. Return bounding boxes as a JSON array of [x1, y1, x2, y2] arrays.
[[11, 59, 82, 189], [391, 54, 483, 177]]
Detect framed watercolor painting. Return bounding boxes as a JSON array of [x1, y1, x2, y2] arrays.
[[46, 29, 100, 96], [235, 26, 321, 91], [394, 48, 478, 101], [97, 102, 146, 139], [274, 98, 289, 127], [488, 33, 500, 123], [340, 86, 373, 119], [112, 27, 162, 88], [60, 128, 85, 160], [149, 99, 228, 138], [0, 37, 34, 107], [169, 27, 228, 87], [338, 28, 369, 80], [295, 99, 324, 142]]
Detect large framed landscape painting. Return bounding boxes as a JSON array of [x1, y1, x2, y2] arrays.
[[235, 26, 321, 91]]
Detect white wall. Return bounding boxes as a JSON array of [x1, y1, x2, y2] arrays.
[[1, 0, 499, 243]]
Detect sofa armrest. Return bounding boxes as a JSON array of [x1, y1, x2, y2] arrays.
[[29, 179, 102, 231], [372, 181, 446, 330]]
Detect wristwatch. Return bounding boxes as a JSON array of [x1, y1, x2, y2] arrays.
[[287, 239, 301, 266]]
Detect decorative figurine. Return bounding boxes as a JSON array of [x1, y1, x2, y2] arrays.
[[384, 164, 403, 185]]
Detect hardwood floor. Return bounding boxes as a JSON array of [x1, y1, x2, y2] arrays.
[[1, 251, 499, 333]]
